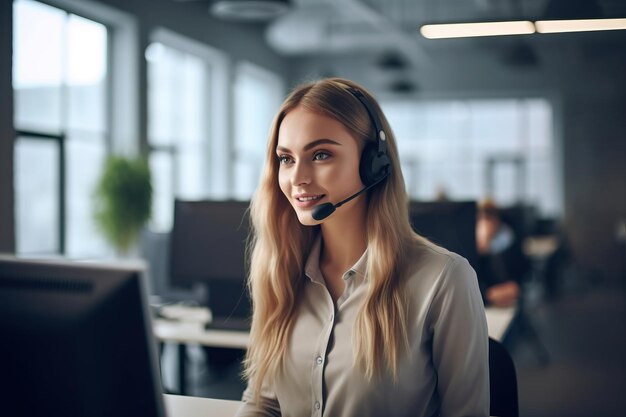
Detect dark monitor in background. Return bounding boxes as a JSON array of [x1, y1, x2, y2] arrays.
[[169, 200, 251, 329], [409, 201, 479, 272], [0, 256, 166, 417], [499, 204, 537, 240]]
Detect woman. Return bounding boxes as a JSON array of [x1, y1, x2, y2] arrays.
[[237, 78, 488, 417], [475, 198, 529, 308]]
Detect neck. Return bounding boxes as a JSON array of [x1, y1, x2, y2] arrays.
[[319, 199, 368, 274]]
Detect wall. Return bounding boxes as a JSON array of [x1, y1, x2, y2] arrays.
[[94, 0, 290, 76], [563, 94, 626, 284]]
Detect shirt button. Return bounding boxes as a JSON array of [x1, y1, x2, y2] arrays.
[[315, 401, 321, 410], [316, 355, 323, 366]]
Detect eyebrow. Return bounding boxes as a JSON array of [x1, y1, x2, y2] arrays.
[[276, 138, 342, 153]]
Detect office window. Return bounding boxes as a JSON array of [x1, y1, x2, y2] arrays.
[[232, 62, 284, 200], [382, 98, 558, 215], [13, 0, 109, 256], [146, 42, 212, 231], [14, 137, 60, 254]]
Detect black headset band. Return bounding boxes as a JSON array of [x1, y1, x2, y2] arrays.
[[346, 87, 388, 155]]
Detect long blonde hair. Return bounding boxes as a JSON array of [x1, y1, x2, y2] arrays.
[[244, 78, 422, 398]]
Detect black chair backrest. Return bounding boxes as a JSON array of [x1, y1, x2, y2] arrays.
[[489, 337, 519, 417]]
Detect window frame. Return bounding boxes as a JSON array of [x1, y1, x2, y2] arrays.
[[13, 0, 110, 255], [146, 28, 231, 231]]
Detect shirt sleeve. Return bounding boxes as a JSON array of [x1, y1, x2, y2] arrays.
[[429, 256, 490, 417], [234, 379, 282, 417]]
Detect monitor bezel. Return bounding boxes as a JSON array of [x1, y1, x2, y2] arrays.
[[0, 255, 166, 417]]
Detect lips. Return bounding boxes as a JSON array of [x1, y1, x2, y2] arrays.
[[293, 193, 325, 208]]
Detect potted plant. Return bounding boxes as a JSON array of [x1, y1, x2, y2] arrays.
[[94, 155, 153, 257]]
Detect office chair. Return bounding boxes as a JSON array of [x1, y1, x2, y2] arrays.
[[489, 337, 519, 417]]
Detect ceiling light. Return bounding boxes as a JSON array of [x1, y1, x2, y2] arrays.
[[535, 18, 626, 33], [420, 21, 535, 39], [210, 0, 291, 22]]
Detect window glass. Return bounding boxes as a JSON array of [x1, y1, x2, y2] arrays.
[[66, 14, 107, 134], [13, 0, 109, 257], [66, 136, 109, 257], [149, 151, 174, 232], [382, 98, 557, 215], [233, 62, 284, 200], [15, 138, 59, 254], [147, 42, 211, 231], [13, 0, 64, 132]]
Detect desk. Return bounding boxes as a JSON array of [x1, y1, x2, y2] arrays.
[[485, 305, 517, 342], [155, 306, 516, 395], [154, 319, 248, 394], [165, 394, 240, 417], [523, 235, 559, 259], [154, 319, 249, 349], [154, 306, 513, 347]]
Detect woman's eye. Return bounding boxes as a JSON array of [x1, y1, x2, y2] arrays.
[[313, 151, 330, 161], [277, 155, 292, 165]]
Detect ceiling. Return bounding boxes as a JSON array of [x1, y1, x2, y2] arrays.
[[174, 0, 626, 95]]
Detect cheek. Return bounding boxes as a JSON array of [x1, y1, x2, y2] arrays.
[[330, 157, 363, 187]]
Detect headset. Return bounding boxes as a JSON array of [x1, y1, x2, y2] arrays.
[[311, 86, 391, 221], [346, 87, 391, 186]]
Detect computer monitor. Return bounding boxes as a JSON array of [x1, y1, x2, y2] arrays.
[[169, 200, 251, 328], [0, 256, 166, 417], [409, 201, 479, 271]]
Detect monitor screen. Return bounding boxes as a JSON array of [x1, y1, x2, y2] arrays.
[[0, 256, 166, 417], [409, 201, 479, 271], [169, 200, 251, 326]]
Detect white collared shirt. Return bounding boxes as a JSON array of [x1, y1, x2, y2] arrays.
[[237, 236, 489, 417]]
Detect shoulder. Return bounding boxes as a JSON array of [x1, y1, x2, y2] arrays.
[[401, 238, 478, 296], [401, 239, 486, 335]]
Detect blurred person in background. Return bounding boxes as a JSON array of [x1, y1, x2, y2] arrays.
[[476, 199, 530, 307]]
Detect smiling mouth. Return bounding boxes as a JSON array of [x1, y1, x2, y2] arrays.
[[296, 195, 324, 202]]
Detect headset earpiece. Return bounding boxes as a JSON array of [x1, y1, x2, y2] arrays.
[[346, 86, 391, 186], [359, 142, 390, 186]]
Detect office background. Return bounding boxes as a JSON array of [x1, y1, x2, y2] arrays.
[[0, 0, 625, 416], [1, 0, 625, 286]]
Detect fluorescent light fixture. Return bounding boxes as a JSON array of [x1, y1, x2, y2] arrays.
[[420, 21, 535, 39], [535, 18, 626, 33]]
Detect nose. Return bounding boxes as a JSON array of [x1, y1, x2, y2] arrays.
[[291, 160, 312, 186]]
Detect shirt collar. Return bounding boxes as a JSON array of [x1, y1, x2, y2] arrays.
[[304, 234, 324, 284], [304, 234, 369, 283]]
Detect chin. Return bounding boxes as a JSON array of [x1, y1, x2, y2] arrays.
[[298, 214, 320, 226], [295, 210, 321, 226]]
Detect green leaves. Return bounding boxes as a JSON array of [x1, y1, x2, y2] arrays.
[[94, 155, 153, 255]]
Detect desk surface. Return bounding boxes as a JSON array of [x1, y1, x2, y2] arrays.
[[164, 394, 503, 417], [154, 319, 249, 349], [485, 305, 517, 341], [154, 306, 515, 348], [165, 394, 240, 417]]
